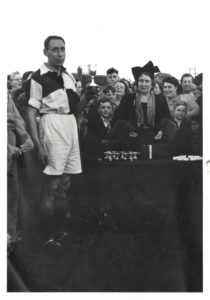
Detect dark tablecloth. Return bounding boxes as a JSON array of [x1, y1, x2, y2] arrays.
[[75, 159, 202, 232]]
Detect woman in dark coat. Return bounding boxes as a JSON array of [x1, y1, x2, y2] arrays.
[[113, 61, 170, 146]]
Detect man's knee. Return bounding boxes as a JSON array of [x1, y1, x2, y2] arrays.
[[48, 176, 60, 196], [60, 174, 71, 190]]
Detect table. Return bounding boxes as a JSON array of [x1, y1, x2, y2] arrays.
[[77, 159, 202, 232]]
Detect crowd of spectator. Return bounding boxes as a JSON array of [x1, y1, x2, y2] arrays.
[[76, 64, 202, 162], [7, 57, 203, 250]]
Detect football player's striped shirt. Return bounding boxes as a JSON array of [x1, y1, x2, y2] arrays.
[[28, 63, 79, 115]]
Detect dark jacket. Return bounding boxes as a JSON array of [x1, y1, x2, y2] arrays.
[[113, 93, 170, 133], [88, 112, 112, 142], [85, 112, 112, 158], [160, 118, 192, 156]]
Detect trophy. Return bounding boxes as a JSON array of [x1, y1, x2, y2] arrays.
[[115, 151, 120, 160], [128, 151, 134, 162], [88, 64, 97, 86], [132, 152, 139, 160], [86, 64, 100, 99], [120, 151, 128, 160], [111, 151, 116, 160], [104, 151, 112, 161]]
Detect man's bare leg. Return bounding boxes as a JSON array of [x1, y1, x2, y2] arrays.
[[56, 174, 71, 218], [42, 175, 60, 216]]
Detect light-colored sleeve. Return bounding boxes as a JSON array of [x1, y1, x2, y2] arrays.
[[10, 98, 28, 136], [180, 94, 199, 118], [28, 78, 43, 110], [186, 94, 199, 115]]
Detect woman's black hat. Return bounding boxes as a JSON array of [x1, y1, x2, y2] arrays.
[[132, 61, 160, 81]]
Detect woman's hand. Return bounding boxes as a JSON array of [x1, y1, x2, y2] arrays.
[[20, 137, 34, 153], [153, 130, 163, 140], [8, 144, 22, 157]]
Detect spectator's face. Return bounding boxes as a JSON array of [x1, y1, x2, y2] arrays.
[[138, 74, 152, 94], [10, 73, 22, 91], [174, 105, 186, 120], [76, 81, 82, 96], [191, 83, 202, 99], [107, 73, 119, 87], [163, 82, 177, 99], [193, 88, 202, 99], [44, 39, 66, 69], [99, 102, 113, 118], [182, 76, 193, 93], [115, 82, 126, 97], [191, 120, 200, 134], [153, 83, 161, 95], [105, 90, 116, 101]]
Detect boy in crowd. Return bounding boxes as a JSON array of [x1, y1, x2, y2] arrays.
[[101, 85, 116, 102], [189, 116, 202, 155], [157, 101, 191, 156], [85, 98, 114, 161], [106, 68, 120, 87]]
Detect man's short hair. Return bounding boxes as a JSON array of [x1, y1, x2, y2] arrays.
[[98, 97, 113, 107], [102, 85, 116, 94], [44, 35, 65, 50], [106, 68, 118, 75]]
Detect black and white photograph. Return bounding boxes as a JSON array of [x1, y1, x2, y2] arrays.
[[1, 0, 209, 295]]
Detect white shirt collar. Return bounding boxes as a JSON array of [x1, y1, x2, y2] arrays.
[[101, 116, 111, 127], [40, 63, 67, 75]]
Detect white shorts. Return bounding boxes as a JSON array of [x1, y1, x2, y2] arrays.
[[39, 114, 82, 175]]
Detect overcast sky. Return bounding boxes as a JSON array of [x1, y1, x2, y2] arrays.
[[3, 0, 208, 80]]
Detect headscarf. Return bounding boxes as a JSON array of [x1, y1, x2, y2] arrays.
[[135, 93, 156, 128]]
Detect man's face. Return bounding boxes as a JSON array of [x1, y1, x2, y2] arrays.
[[182, 76, 193, 93], [107, 72, 119, 87], [44, 39, 66, 70], [99, 102, 113, 118], [191, 120, 200, 134]]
